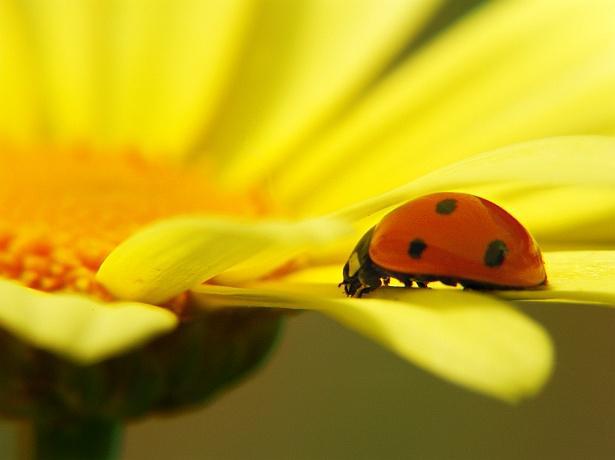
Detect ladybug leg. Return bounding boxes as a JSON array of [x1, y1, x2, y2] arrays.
[[342, 258, 390, 298], [440, 277, 458, 287], [355, 266, 383, 295], [391, 274, 413, 287], [339, 278, 362, 297], [353, 285, 380, 298], [417, 281, 429, 289]]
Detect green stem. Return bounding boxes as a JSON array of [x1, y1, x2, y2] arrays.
[[32, 418, 122, 460]]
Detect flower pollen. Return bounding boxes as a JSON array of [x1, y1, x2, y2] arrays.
[[0, 147, 263, 301]]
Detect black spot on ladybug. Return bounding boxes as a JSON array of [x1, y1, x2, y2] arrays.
[[408, 239, 427, 259], [435, 198, 457, 215], [484, 240, 508, 267]]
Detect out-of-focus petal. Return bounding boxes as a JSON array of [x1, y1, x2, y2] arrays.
[[492, 187, 615, 248], [328, 137, 615, 222], [97, 216, 350, 304], [273, 0, 615, 213], [0, 1, 39, 143], [207, 0, 441, 186], [103, 0, 252, 157], [496, 251, 615, 306], [0, 279, 177, 364], [15, 0, 98, 143], [191, 282, 553, 402]]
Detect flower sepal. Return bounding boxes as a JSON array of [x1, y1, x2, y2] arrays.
[[0, 306, 283, 438]]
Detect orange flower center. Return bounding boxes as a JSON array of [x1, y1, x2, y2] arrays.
[[0, 147, 265, 300]]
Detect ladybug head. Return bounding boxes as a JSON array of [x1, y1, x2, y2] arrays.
[[340, 227, 377, 297]]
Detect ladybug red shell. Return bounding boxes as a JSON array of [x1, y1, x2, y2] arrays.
[[340, 192, 546, 297]]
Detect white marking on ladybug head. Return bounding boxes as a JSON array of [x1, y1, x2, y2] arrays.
[[348, 251, 361, 277]]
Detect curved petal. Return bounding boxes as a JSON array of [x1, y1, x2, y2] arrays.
[[0, 279, 177, 364], [329, 136, 615, 222], [496, 251, 615, 306], [494, 187, 615, 248], [191, 281, 553, 402], [206, 0, 441, 186], [97, 216, 350, 304], [273, 0, 615, 213]]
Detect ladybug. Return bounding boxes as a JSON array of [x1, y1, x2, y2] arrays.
[[340, 192, 546, 297]]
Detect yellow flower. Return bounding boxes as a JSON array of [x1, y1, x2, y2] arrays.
[[1, 2, 615, 443]]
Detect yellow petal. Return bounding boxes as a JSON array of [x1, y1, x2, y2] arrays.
[[213, 245, 313, 285], [191, 281, 553, 402], [19, 0, 98, 143], [496, 251, 615, 306], [104, 0, 252, 157], [491, 187, 615, 248], [97, 216, 350, 304], [293, 138, 615, 271], [329, 136, 615, 222], [273, 0, 615, 213], [0, 1, 39, 142], [0, 279, 176, 364], [207, 0, 441, 186]]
